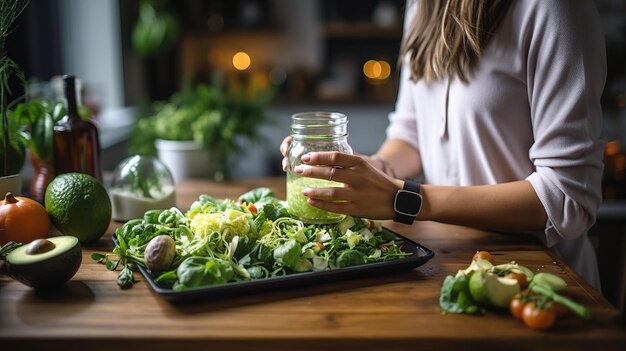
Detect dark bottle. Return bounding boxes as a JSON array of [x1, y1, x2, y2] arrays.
[[53, 75, 102, 181]]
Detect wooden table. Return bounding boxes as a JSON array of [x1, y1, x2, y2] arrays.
[[1, 177, 625, 351]]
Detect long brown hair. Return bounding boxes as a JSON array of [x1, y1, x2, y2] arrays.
[[400, 0, 511, 83]]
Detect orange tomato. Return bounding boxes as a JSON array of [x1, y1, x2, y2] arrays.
[[0, 192, 50, 245], [506, 272, 529, 289], [522, 302, 556, 330], [247, 203, 258, 215], [509, 294, 527, 320], [472, 250, 496, 265]]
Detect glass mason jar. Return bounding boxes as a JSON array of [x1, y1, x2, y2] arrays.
[[286, 112, 353, 223]]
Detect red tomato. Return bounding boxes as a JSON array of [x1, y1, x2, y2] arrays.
[[506, 272, 529, 289], [509, 294, 527, 320], [472, 251, 495, 265], [522, 302, 556, 330]]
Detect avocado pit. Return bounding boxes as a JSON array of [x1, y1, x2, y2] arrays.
[[25, 239, 56, 255]]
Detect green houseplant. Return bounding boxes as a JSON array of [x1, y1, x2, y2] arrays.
[[130, 82, 273, 181], [0, 0, 28, 195], [11, 99, 66, 202]]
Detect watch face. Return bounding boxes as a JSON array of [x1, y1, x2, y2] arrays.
[[394, 190, 422, 216]]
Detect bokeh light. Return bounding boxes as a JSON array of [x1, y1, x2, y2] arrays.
[[233, 51, 251, 71], [363, 59, 391, 80]]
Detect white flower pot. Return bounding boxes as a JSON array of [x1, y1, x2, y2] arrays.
[[0, 174, 22, 198], [155, 139, 214, 182]]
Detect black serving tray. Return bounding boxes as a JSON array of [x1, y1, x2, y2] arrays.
[[124, 230, 434, 302]]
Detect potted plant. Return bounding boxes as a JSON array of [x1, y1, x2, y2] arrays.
[[130, 82, 273, 181], [11, 99, 67, 202], [0, 0, 28, 196]]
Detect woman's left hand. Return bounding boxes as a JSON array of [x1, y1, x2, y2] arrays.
[[294, 152, 404, 220]]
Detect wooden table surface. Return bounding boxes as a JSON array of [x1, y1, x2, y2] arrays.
[[1, 177, 625, 351]]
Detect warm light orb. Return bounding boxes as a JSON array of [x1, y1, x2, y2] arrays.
[[233, 51, 251, 71], [363, 60, 379, 79], [363, 59, 391, 80], [378, 60, 391, 80]]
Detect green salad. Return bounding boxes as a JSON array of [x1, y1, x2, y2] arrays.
[[94, 188, 412, 290]]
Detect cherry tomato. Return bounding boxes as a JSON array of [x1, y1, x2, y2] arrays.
[[506, 272, 529, 289], [509, 294, 527, 320], [247, 203, 257, 215], [522, 302, 556, 330], [472, 251, 495, 265]]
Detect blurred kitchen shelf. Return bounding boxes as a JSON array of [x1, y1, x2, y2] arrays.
[[323, 22, 402, 39]]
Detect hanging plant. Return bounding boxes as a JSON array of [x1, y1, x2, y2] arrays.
[[131, 0, 180, 57], [0, 0, 28, 177]]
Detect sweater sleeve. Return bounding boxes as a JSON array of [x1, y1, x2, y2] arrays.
[[523, 0, 606, 247]]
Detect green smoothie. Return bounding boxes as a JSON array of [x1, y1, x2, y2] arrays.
[[286, 173, 345, 224]]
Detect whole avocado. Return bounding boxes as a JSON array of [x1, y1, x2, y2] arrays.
[[45, 173, 112, 244]]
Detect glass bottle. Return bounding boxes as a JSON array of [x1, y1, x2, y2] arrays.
[[53, 75, 102, 181], [286, 112, 353, 223]]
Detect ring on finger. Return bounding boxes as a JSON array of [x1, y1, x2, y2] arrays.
[[329, 166, 336, 182]]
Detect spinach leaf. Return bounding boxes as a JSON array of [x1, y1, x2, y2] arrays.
[[157, 208, 186, 227], [439, 274, 484, 315], [174, 256, 234, 290], [246, 265, 269, 279], [262, 202, 291, 221], [117, 264, 136, 289], [273, 239, 301, 269], [143, 209, 164, 224], [190, 194, 234, 213], [237, 187, 274, 205], [335, 249, 365, 268], [155, 270, 178, 289], [233, 235, 255, 260]]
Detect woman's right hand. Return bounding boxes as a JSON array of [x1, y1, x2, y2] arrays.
[[280, 136, 292, 172]]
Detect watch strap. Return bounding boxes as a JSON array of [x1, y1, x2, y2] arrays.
[[393, 180, 422, 224]]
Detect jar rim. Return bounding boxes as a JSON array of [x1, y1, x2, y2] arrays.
[[291, 112, 347, 125]]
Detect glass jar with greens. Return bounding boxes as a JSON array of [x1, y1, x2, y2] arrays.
[[109, 155, 176, 221], [286, 112, 353, 223]]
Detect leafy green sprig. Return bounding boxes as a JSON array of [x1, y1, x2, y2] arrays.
[[0, 0, 28, 175]]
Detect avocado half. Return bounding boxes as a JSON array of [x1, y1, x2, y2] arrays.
[[6, 236, 82, 289]]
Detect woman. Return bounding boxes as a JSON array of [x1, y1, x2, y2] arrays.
[[281, 0, 606, 289]]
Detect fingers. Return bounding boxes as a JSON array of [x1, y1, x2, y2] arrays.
[[294, 164, 346, 183], [302, 185, 350, 201], [302, 152, 363, 169], [279, 136, 292, 156], [282, 157, 289, 172], [280, 136, 292, 172]]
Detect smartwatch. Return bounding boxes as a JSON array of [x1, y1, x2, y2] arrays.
[[393, 179, 423, 224]]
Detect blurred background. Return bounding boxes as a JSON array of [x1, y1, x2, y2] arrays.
[[5, 0, 626, 311], [8, 0, 408, 179]]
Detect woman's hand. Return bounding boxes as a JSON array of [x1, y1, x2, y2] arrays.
[[294, 151, 404, 220], [280, 136, 292, 172], [280, 135, 386, 173]]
